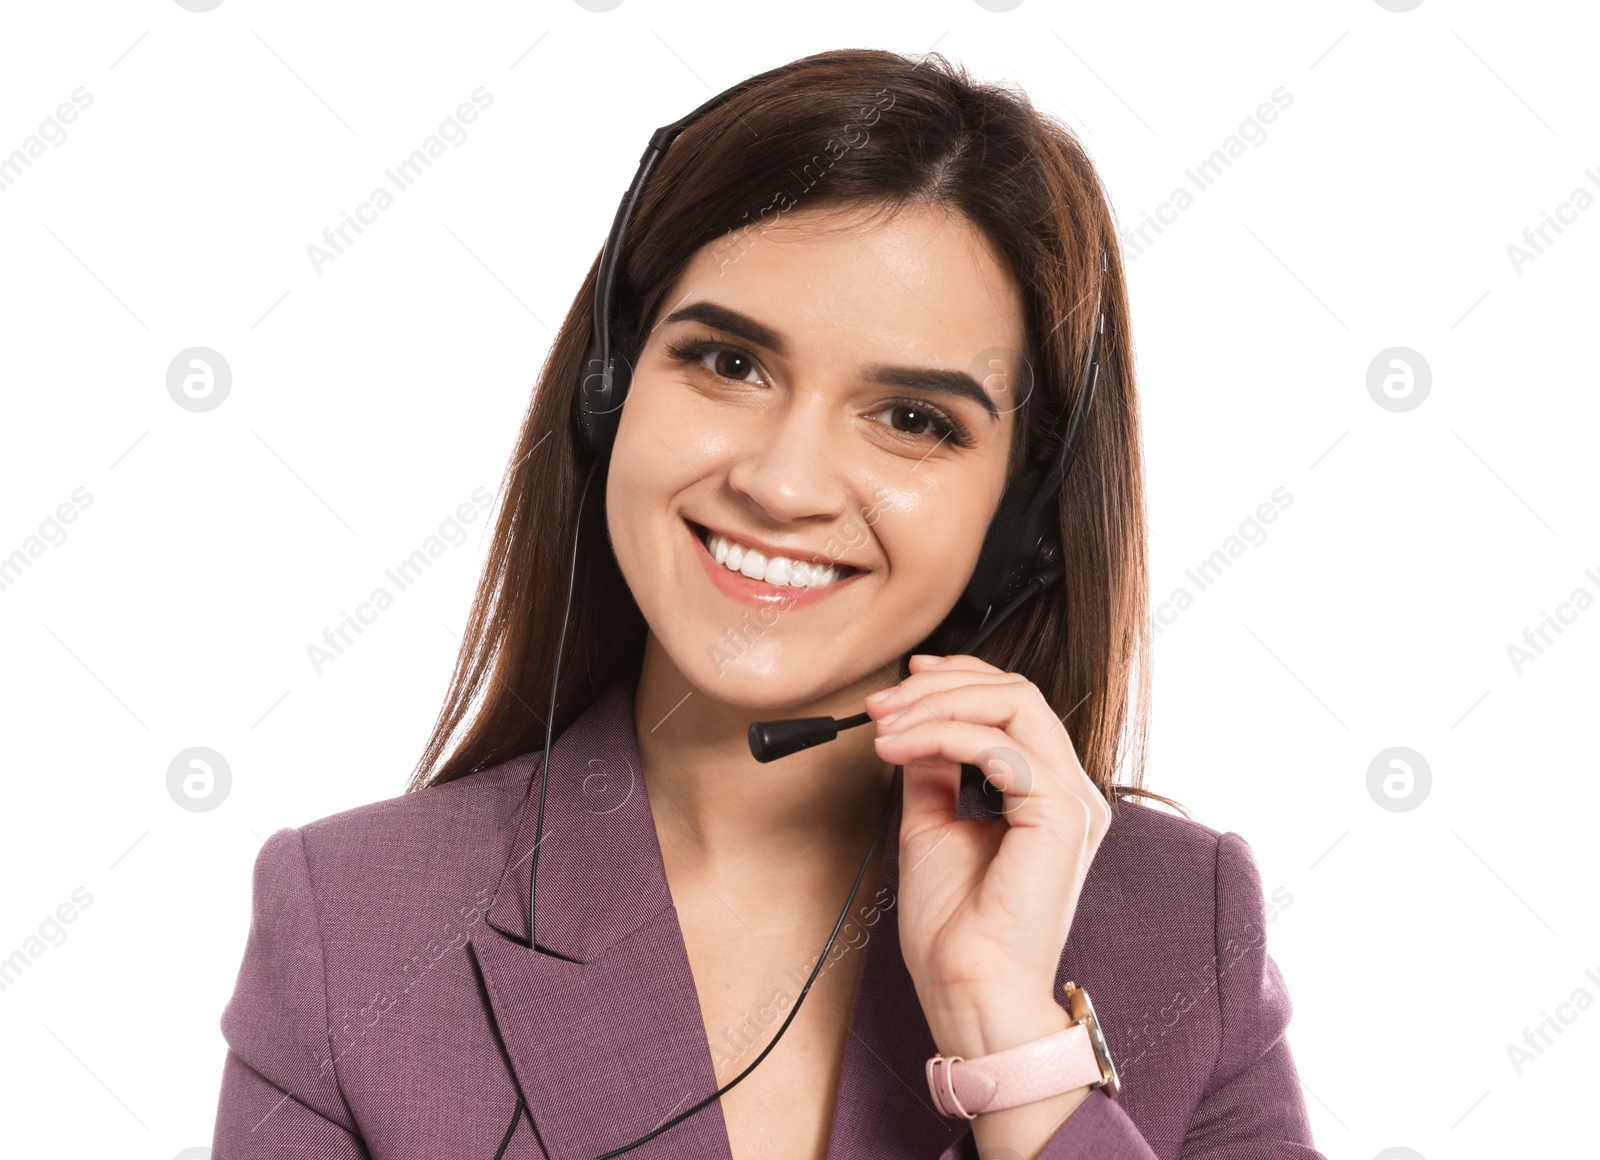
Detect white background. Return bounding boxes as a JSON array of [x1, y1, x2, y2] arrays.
[[1, 1, 1595, 1156]]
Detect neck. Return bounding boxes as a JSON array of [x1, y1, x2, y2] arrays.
[[631, 633, 898, 871]]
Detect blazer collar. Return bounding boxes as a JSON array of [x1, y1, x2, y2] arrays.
[[481, 676, 670, 960], [469, 674, 969, 1159]]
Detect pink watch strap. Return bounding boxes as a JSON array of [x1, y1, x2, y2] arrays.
[[925, 1022, 1103, 1119]]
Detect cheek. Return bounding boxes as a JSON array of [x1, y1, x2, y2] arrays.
[[604, 426, 665, 577], [872, 485, 993, 594], [615, 374, 729, 473], [604, 391, 714, 569]]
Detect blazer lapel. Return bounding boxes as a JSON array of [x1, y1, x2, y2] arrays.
[[823, 766, 972, 1159], [468, 678, 734, 1160], [468, 678, 999, 1160]]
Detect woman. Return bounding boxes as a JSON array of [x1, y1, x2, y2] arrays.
[[212, 48, 1324, 1159]]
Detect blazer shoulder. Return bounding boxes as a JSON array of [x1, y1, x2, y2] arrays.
[[295, 751, 540, 847], [1074, 796, 1278, 969], [1102, 798, 1273, 904], [277, 751, 544, 911], [1100, 795, 1224, 870]]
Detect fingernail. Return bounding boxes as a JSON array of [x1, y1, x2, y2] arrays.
[[915, 654, 944, 666], [878, 709, 907, 731]]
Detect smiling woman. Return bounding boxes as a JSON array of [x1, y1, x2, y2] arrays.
[[212, 47, 1324, 1160], [608, 199, 1026, 712]]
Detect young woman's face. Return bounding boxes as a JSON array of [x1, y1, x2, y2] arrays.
[[606, 200, 1028, 709]]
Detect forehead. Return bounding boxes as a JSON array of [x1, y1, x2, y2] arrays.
[[664, 202, 1027, 377]]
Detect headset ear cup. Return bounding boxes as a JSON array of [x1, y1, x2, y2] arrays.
[[574, 348, 636, 457], [965, 466, 1043, 616]]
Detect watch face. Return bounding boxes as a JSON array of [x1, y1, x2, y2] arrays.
[[1083, 1004, 1120, 1099], [1066, 982, 1120, 1099]]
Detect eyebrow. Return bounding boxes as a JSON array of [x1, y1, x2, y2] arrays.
[[659, 300, 1002, 422]]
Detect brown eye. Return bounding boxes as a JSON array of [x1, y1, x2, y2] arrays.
[[664, 337, 764, 385], [868, 399, 966, 446], [889, 403, 945, 438], [710, 349, 755, 381]]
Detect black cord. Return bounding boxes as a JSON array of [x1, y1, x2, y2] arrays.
[[492, 1093, 526, 1160], [494, 778, 898, 1158], [492, 450, 604, 1159], [593, 784, 897, 1158], [528, 451, 605, 947]]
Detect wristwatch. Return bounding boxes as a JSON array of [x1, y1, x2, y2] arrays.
[[925, 981, 1120, 1119]]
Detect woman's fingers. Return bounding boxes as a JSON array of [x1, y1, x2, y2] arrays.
[[877, 659, 1113, 895], [896, 734, 964, 839], [886, 659, 1115, 1035], [880, 718, 1059, 827], [870, 676, 1088, 794], [908, 653, 1002, 673]]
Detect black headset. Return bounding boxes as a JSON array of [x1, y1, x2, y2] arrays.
[[494, 69, 1107, 1159]]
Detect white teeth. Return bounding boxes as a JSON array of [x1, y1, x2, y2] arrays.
[[701, 530, 850, 588]]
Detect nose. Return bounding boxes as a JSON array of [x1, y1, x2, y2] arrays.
[[723, 391, 854, 527]]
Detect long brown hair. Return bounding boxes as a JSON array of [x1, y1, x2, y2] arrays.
[[405, 48, 1177, 813]]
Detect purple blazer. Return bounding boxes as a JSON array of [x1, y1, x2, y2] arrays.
[[212, 674, 1324, 1158]]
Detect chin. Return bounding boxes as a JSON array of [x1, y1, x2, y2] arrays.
[[700, 651, 821, 702], [673, 641, 854, 714]]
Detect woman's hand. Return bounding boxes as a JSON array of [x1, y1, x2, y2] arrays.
[[864, 652, 1113, 1064]]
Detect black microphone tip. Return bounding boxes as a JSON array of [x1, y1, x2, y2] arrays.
[[747, 715, 839, 763]]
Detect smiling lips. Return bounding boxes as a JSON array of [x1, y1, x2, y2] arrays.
[[701, 526, 854, 588], [687, 519, 865, 609]]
